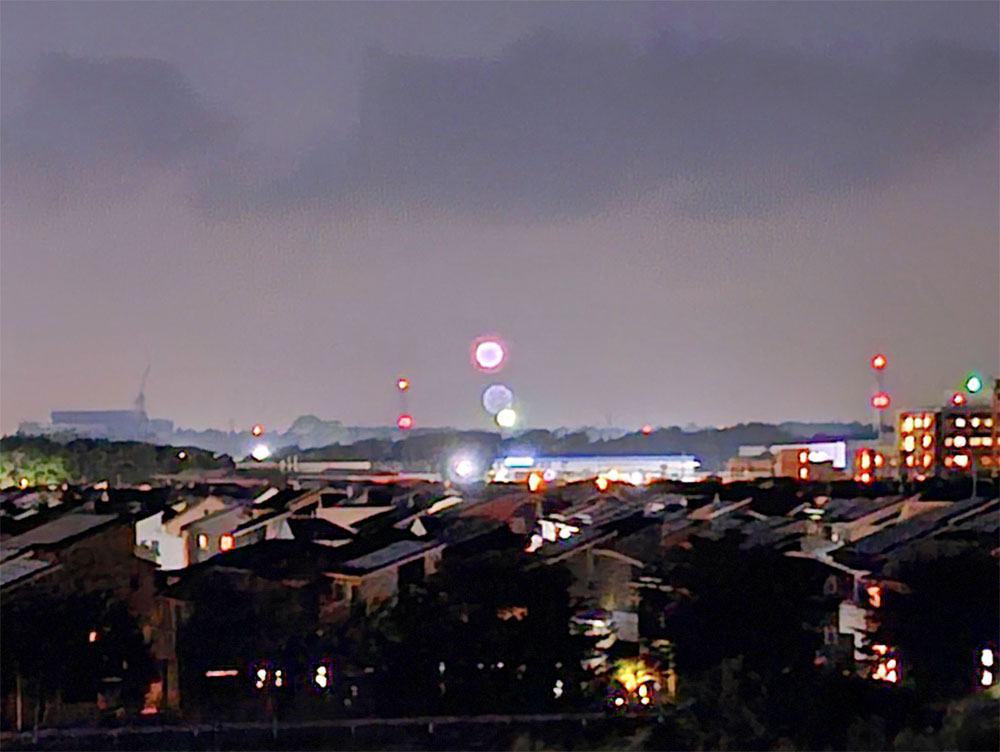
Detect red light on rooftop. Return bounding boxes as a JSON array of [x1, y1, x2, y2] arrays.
[[871, 392, 890, 410], [951, 392, 966, 406], [871, 353, 887, 370], [396, 414, 413, 430]]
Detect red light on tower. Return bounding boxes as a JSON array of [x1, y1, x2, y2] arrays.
[[871, 392, 890, 410], [251, 424, 263, 437], [871, 353, 887, 370], [951, 391, 966, 406], [641, 424, 652, 435], [396, 414, 413, 430], [396, 377, 409, 392]]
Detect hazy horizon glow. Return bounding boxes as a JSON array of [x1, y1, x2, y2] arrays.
[[2, 2, 997, 434]]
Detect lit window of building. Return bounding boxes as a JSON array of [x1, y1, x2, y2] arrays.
[[197, 534, 209, 550], [921, 435, 932, 448], [944, 437, 953, 447], [954, 436, 967, 448], [970, 417, 981, 428], [955, 417, 967, 428], [922, 453, 933, 468], [901, 417, 914, 433], [954, 454, 970, 468], [903, 436, 915, 452], [219, 533, 235, 552]]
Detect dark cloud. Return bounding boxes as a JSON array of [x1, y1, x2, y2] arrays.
[[271, 32, 998, 220], [2, 53, 236, 198]]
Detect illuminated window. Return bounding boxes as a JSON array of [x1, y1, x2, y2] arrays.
[[971, 417, 981, 428], [970, 437, 981, 447], [985, 418, 994, 428], [197, 534, 209, 550], [905, 455, 915, 467], [219, 533, 235, 552], [944, 437, 953, 447], [921, 435, 932, 448], [866, 585, 882, 608], [903, 436, 915, 452], [955, 417, 967, 428], [954, 436, 967, 448], [922, 453, 933, 468], [860, 452, 871, 470], [954, 454, 970, 468], [944, 456, 953, 467], [798, 450, 809, 464], [88, 630, 98, 643], [798, 467, 809, 480], [984, 437, 994, 447], [874, 453, 884, 468], [901, 417, 914, 433], [982, 456, 992, 466]]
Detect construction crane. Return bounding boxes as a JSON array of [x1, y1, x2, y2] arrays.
[[134, 364, 150, 415]]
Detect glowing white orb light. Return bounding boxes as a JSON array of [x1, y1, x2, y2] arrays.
[[472, 337, 506, 372], [495, 407, 517, 429], [454, 458, 477, 479], [251, 444, 271, 461], [482, 383, 514, 414]]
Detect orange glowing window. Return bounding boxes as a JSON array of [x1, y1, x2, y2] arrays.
[[954, 454, 970, 468], [905, 455, 915, 467], [922, 453, 933, 467], [798, 468, 809, 480], [219, 533, 235, 552], [866, 585, 882, 608], [798, 450, 809, 464], [874, 453, 884, 468], [921, 435, 932, 448]]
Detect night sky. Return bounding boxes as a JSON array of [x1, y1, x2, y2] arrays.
[[2, 2, 997, 434]]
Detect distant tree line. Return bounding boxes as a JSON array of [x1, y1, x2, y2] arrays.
[[0, 436, 232, 488]]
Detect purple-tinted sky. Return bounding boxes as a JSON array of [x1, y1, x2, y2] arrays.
[[2, 1, 997, 434]]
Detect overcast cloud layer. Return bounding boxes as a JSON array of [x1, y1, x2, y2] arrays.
[[2, 2, 997, 433]]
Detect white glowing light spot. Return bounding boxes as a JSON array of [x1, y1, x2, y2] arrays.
[[496, 407, 517, 428], [251, 444, 271, 461], [454, 458, 476, 479], [982, 649, 995, 668]]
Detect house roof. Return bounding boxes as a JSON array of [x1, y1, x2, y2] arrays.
[[334, 539, 442, 574], [0, 556, 60, 589], [0, 513, 120, 560]]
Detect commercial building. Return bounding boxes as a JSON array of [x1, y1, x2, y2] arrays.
[[898, 403, 997, 479], [488, 454, 701, 485]]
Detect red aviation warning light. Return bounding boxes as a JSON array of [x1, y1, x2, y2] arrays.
[[871, 392, 890, 410], [396, 414, 413, 430], [871, 353, 887, 370], [951, 391, 966, 406], [251, 424, 264, 437], [641, 424, 653, 435], [396, 377, 409, 392]]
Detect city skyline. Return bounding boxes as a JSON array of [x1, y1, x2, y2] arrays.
[[2, 1, 998, 434]]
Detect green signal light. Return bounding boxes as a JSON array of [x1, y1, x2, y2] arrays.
[[964, 374, 983, 394]]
